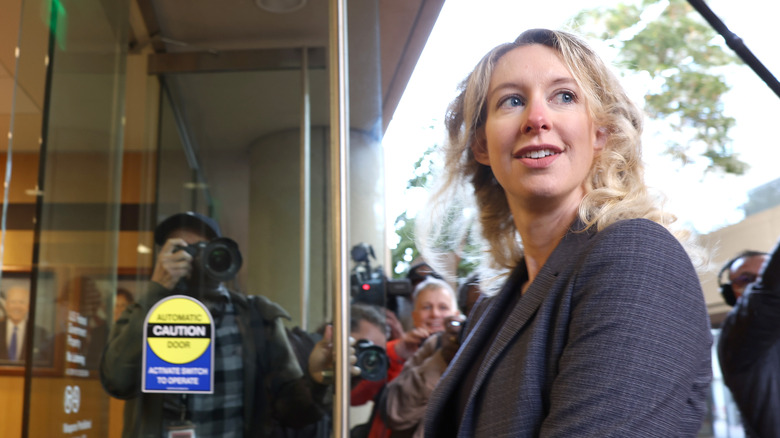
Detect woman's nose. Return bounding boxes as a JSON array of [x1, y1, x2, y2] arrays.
[[522, 98, 550, 134]]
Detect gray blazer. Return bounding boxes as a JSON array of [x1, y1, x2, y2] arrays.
[[424, 218, 712, 437]]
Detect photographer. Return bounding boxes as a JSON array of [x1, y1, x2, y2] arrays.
[[386, 277, 459, 373], [379, 278, 463, 438], [350, 277, 460, 438], [718, 238, 780, 437], [100, 212, 330, 438]]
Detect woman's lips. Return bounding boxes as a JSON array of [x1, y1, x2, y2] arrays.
[[514, 146, 562, 168]]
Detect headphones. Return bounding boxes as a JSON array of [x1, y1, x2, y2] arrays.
[[718, 250, 768, 306]]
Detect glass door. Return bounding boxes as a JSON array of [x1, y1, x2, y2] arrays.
[[1, 0, 131, 436]]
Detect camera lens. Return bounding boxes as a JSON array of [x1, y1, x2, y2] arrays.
[[362, 351, 379, 369], [207, 248, 231, 273], [355, 342, 388, 381], [195, 238, 243, 282]]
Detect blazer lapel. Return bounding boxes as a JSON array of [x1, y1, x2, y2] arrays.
[[425, 266, 525, 435], [459, 264, 552, 426], [460, 222, 594, 429]]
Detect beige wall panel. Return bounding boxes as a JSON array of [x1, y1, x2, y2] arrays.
[[2, 229, 34, 267], [0, 375, 23, 438], [0, 152, 39, 202], [700, 205, 780, 316]]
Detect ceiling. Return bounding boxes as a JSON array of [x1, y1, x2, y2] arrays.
[[132, 0, 445, 153], [0, 0, 445, 155]]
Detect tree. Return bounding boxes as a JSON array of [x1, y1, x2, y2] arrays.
[[572, 0, 747, 174], [390, 147, 434, 278]]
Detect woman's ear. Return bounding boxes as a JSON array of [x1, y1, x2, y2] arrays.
[[472, 128, 491, 165], [594, 126, 608, 151]]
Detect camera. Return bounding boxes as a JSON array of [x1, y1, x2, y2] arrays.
[[176, 237, 243, 282], [354, 339, 388, 381], [350, 243, 412, 311]]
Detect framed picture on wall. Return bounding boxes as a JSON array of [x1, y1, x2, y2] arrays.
[[0, 269, 58, 370]]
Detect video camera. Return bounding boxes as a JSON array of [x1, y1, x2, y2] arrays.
[[349, 243, 412, 311], [175, 237, 243, 283]]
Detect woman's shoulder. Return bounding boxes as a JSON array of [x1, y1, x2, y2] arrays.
[[579, 218, 695, 275], [572, 219, 704, 309], [598, 217, 669, 236], [593, 218, 681, 251]]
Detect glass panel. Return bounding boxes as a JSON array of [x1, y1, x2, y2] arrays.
[[150, 68, 333, 429], [1, 0, 51, 436], [147, 13, 339, 438], [147, 0, 389, 433], [4, 0, 131, 436], [0, 0, 425, 436], [156, 81, 209, 218]]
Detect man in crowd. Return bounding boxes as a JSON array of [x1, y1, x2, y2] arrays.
[[349, 303, 392, 438], [717, 250, 769, 306], [101, 212, 332, 438], [718, 243, 778, 437]]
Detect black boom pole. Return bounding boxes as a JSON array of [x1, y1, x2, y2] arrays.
[[687, 0, 780, 100]]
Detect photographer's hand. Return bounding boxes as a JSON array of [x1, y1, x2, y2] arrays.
[[440, 315, 465, 364], [395, 327, 431, 360], [308, 325, 360, 385], [151, 238, 193, 290], [384, 309, 404, 341]]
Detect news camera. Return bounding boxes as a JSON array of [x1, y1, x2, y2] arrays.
[[349, 243, 412, 312]]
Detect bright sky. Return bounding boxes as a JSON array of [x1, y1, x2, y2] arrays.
[[383, 0, 780, 251]]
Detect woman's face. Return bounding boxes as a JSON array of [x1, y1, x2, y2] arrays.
[[475, 44, 605, 214], [412, 287, 456, 332]]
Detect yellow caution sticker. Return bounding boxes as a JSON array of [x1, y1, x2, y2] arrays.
[[143, 295, 214, 393]]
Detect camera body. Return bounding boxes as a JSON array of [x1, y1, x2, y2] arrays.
[[354, 339, 388, 381], [176, 237, 243, 283]]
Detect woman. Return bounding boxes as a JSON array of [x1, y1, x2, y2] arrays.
[[418, 29, 712, 437]]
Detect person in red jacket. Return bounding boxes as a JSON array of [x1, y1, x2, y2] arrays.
[[352, 277, 459, 438]]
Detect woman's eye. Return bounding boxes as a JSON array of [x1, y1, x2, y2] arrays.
[[499, 95, 524, 108], [555, 91, 576, 104]]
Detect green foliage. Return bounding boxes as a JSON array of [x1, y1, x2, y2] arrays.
[[406, 146, 437, 190], [391, 211, 419, 278], [390, 146, 436, 278], [572, 0, 747, 174]]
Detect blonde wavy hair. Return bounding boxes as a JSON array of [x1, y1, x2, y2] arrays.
[[416, 28, 700, 295]]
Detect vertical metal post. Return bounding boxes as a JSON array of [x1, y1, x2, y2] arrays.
[[299, 47, 311, 330], [329, 0, 350, 436]]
